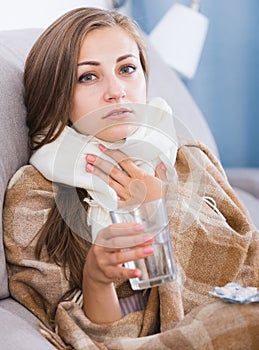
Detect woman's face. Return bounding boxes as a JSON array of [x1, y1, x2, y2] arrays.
[[70, 26, 147, 142]]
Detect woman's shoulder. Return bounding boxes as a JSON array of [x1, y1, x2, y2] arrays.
[[4, 165, 56, 216], [176, 141, 225, 177], [7, 164, 54, 192], [4, 165, 55, 246]]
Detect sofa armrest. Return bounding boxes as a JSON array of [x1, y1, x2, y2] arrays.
[[225, 167, 259, 199]]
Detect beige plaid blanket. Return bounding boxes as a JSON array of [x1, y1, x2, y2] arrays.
[[3, 142, 259, 349]]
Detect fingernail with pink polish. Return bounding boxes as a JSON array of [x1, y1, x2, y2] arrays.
[[86, 154, 96, 163], [143, 246, 154, 255], [133, 270, 141, 277], [86, 163, 94, 173], [99, 144, 107, 152]]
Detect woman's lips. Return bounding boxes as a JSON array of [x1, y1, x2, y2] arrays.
[[103, 108, 133, 120]]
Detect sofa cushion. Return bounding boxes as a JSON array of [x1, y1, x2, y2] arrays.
[[0, 29, 42, 298], [0, 298, 41, 326], [225, 167, 259, 199], [0, 300, 54, 349]]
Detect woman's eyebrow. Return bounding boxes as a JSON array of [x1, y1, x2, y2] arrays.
[[116, 54, 137, 63], [78, 54, 137, 66], [78, 61, 99, 67]]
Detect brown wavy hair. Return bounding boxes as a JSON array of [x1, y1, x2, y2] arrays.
[[24, 7, 149, 299]]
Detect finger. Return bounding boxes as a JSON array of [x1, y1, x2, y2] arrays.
[[98, 246, 154, 280], [95, 224, 155, 249], [97, 223, 144, 239], [86, 161, 130, 199], [86, 154, 131, 189], [99, 145, 144, 178], [86, 161, 108, 182], [86, 154, 119, 179], [108, 245, 154, 265], [100, 264, 141, 280]]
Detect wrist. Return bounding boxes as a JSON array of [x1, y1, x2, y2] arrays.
[[83, 256, 114, 289], [83, 270, 114, 291]]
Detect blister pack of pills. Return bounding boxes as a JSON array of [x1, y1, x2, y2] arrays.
[[209, 283, 259, 303]]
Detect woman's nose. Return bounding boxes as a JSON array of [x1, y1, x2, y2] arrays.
[[103, 76, 126, 102]]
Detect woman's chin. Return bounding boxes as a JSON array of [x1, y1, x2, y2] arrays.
[[97, 125, 138, 143]]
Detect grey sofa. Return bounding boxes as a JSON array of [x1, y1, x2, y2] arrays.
[[0, 28, 258, 349]]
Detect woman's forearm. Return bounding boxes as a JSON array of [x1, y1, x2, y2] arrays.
[[82, 270, 122, 324]]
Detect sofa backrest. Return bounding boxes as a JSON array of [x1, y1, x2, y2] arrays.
[[146, 38, 218, 157], [0, 27, 218, 299], [0, 28, 43, 298]]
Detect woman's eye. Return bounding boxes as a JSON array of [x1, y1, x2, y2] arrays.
[[120, 64, 136, 74], [79, 73, 97, 83]]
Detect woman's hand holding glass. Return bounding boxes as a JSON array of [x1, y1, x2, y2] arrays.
[[84, 222, 155, 284], [83, 221, 155, 322]]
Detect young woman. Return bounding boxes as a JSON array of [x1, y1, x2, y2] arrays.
[[3, 7, 259, 350]]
